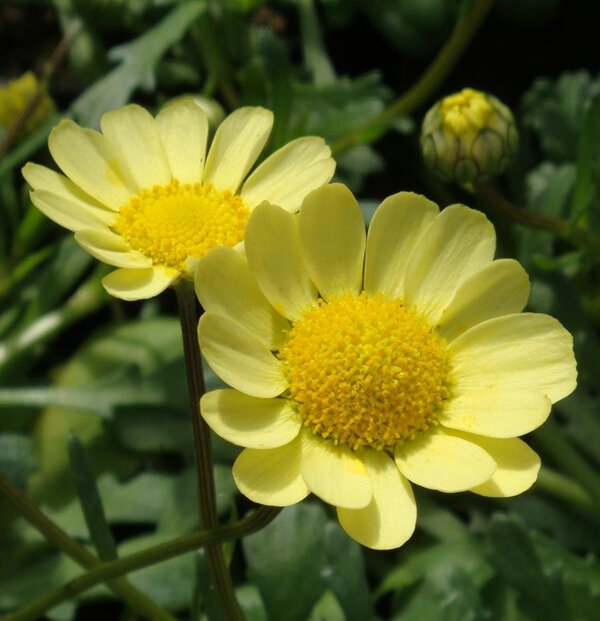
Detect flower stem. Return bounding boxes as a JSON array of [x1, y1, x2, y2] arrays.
[[0, 469, 177, 621], [0, 506, 281, 621], [475, 183, 600, 252], [331, 0, 496, 155], [175, 280, 245, 621]]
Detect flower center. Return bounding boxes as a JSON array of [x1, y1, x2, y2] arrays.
[[278, 293, 452, 451], [114, 180, 250, 271], [441, 88, 493, 135]]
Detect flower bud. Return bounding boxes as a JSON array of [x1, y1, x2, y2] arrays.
[[0, 72, 56, 138], [420, 88, 518, 185]]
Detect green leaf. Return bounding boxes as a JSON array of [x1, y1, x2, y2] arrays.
[[394, 566, 483, 621], [487, 516, 570, 621], [308, 589, 346, 621], [71, 2, 205, 127], [377, 536, 493, 599], [322, 522, 374, 621], [68, 434, 117, 561], [242, 503, 328, 621]]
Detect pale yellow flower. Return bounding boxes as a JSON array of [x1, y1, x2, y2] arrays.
[[196, 184, 577, 550], [22, 99, 335, 300]]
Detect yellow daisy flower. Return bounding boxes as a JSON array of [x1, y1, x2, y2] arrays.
[[22, 99, 335, 300], [196, 183, 577, 550]]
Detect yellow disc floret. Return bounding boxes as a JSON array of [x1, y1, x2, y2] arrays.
[[278, 293, 452, 451], [114, 180, 250, 271], [440, 88, 493, 135]]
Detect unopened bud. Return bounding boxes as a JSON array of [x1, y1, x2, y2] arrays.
[[420, 88, 518, 185], [0, 72, 55, 138]]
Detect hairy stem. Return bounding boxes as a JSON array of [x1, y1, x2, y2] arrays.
[[0, 469, 177, 621], [1, 506, 281, 621], [331, 0, 496, 155], [175, 280, 245, 620]]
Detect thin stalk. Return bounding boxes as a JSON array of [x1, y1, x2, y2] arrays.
[[476, 183, 600, 252], [0, 469, 177, 621], [331, 0, 496, 155], [175, 280, 245, 621], [1, 506, 281, 621]]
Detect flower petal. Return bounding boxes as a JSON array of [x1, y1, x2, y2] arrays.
[[75, 229, 152, 268], [337, 450, 416, 550], [100, 104, 171, 191], [437, 259, 530, 340], [245, 203, 318, 321], [195, 246, 290, 349], [364, 192, 439, 299], [403, 204, 496, 323], [440, 389, 552, 438], [198, 312, 288, 398], [156, 98, 208, 184], [300, 430, 372, 509], [48, 120, 134, 209], [394, 428, 497, 492], [449, 313, 577, 403], [298, 184, 366, 299], [22, 163, 116, 226], [102, 265, 179, 301], [233, 435, 309, 506], [200, 389, 302, 449], [241, 137, 335, 211], [203, 107, 273, 193], [29, 190, 113, 232], [470, 437, 540, 497]]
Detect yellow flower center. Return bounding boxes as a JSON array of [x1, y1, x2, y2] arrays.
[[114, 180, 250, 271], [278, 293, 452, 451], [441, 88, 492, 135]]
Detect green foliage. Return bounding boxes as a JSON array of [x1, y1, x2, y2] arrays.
[[1, 1, 600, 620]]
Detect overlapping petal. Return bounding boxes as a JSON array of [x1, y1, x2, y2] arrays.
[[75, 229, 152, 268], [233, 436, 309, 506], [198, 313, 288, 398], [102, 266, 179, 301], [298, 184, 365, 299], [201, 389, 302, 449], [244, 203, 318, 321], [337, 450, 416, 550], [403, 204, 496, 323]]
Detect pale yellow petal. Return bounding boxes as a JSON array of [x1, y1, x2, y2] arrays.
[[403, 204, 496, 323], [100, 104, 171, 190], [245, 203, 318, 321], [364, 192, 439, 298], [198, 313, 287, 398], [440, 389, 552, 438], [156, 98, 208, 184], [22, 163, 116, 225], [437, 259, 530, 340], [241, 137, 335, 211], [102, 265, 179, 301], [200, 389, 302, 449], [449, 313, 577, 403], [195, 246, 290, 349], [298, 184, 365, 299], [48, 120, 134, 209], [74, 229, 152, 268], [470, 437, 540, 497], [337, 450, 416, 550], [203, 107, 273, 193], [29, 190, 114, 232], [394, 428, 497, 492], [233, 436, 309, 506], [300, 430, 372, 509]]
